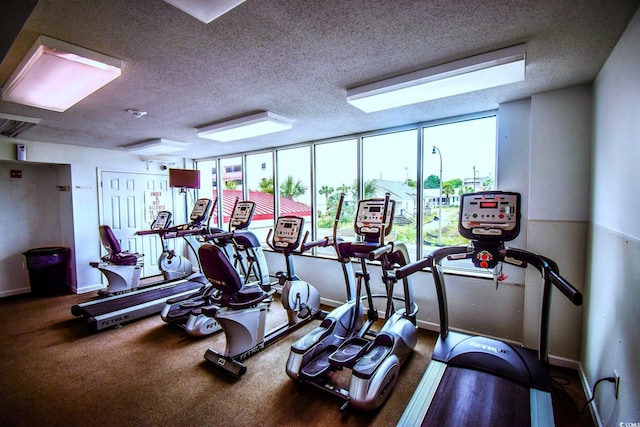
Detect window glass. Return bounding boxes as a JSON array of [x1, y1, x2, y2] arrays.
[[276, 146, 312, 241], [422, 116, 497, 256], [315, 139, 357, 255], [219, 156, 243, 230], [362, 129, 418, 260], [195, 159, 218, 226], [245, 152, 274, 245]]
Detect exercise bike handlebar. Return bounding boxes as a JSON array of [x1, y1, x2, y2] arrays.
[[300, 234, 332, 253]]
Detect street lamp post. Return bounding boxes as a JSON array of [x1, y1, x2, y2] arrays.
[[432, 146, 442, 242]]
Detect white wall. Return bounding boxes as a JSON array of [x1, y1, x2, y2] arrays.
[[0, 138, 187, 294], [585, 7, 640, 425]]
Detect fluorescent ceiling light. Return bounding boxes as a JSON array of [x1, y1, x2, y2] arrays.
[[164, 0, 245, 24], [346, 44, 526, 113], [197, 111, 293, 142], [124, 139, 188, 155], [2, 36, 122, 112]]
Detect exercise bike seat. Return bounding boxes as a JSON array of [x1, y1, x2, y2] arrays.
[[98, 225, 141, 266], [198, 244, 270, 309]]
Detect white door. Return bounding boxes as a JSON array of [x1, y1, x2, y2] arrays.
[[101, 171, 173, 278]]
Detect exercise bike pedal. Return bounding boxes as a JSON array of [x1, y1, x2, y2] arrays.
[[301, 345, 338, 379], [297, 303, 311, 319]]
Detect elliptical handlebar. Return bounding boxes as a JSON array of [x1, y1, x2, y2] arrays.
[[367, 242, 394, 261], [395, 255, 432, 280]]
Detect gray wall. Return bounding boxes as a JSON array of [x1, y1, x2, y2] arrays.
[[584, 7, 640, 425]]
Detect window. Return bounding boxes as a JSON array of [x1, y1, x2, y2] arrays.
[[276, 146, 312, 238], [245, 152, 274, 244], [362, 129, 418, 259], [196, 112, 498, 274], [314, 138, 357, 255], [422, 116, 496, 255]]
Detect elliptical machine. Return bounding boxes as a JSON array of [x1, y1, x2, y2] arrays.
[[200, 215, 324, 377], [285, 194, 418, 412], [160, 200, 270, 337]]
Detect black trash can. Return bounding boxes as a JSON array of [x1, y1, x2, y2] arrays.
[[23, 247, 71, 296]]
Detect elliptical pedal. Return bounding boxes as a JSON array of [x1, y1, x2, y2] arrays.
[[301, 345, 338, 379], [352, 334, 394, 378], [328, 337, 370, 368]]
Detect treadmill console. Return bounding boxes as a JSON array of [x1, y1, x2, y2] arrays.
[[459, 191, 520, 242], [230, 200, 255, 230], [355, 198, 395, 240], [189, 198, 212, 224], [271, 216, 304, 251], [151, 211, 172, 230]]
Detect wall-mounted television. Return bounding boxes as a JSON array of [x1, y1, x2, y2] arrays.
[[169, 168, 200, 189]]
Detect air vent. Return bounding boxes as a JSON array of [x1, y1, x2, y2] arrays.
[[0, 113, 40, 138]]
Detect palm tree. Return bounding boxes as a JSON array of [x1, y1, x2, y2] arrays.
[[319, 185, 334, 212], [258, 177, 274, 194], [280, 175, 306, 200]]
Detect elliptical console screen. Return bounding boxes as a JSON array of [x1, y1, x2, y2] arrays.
[[190, 198, 212, 222], [230, 201, 255, 229], [355, 198, 395, 237], [272, 216, 304, 249], [459, 191, 521, 241]]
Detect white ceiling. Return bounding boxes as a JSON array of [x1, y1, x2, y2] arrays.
[[1, 0, 638, 159]]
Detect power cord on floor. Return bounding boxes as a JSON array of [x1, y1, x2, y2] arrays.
[[581, 376, 616, 414]]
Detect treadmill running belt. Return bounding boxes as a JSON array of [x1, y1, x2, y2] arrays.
[[422, 366, 531, 427], [75, 281, 201, 317]]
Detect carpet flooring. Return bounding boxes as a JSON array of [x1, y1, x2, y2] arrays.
[[0, 290, 594, 426]]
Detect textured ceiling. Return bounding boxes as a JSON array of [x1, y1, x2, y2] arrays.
[[0, 0, 638, 160]]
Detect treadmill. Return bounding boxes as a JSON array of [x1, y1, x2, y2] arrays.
[[71, 198, 215, 332], [395, 191, 583, 427]]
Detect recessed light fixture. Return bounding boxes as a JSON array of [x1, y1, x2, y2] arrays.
[[124, 139, 188, 155], [163, 0, 245, 24], [2, 35, 122, 112], [197, 111, 293, 142], [346, 44, 526, 113]]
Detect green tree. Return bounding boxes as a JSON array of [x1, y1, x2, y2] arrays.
[[424, 174, 440, 189], [445, 178, 462, 188], [319, 185, 334, 206], [280, 175, 306, 200], [443, 182, 455, 200], [225, 180, 239, 190], [258, 177, 274, 194], [363, 179, 377, 198]]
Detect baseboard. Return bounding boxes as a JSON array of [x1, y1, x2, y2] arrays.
[[577, 361, 601, 427], [75, 284, 104, 294], [0, 287, 30, 298]]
